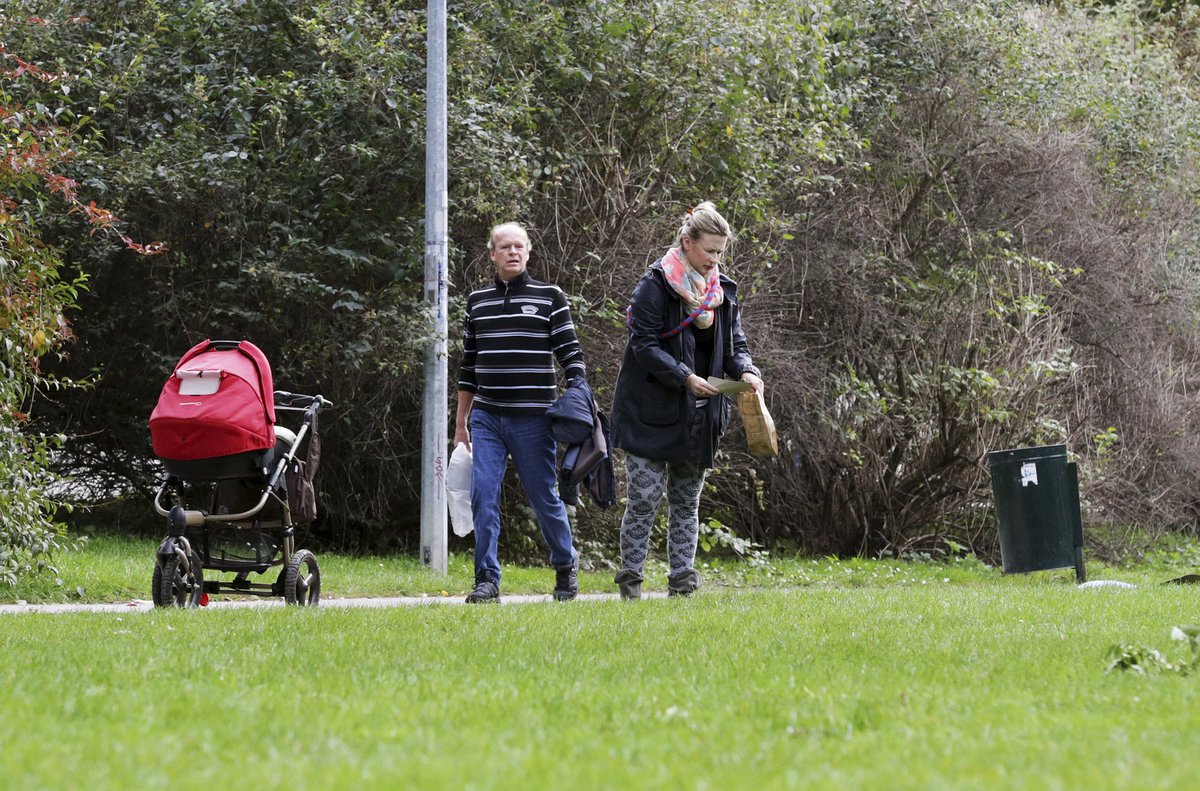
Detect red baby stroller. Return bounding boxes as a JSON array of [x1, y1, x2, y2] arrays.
[[149, 339, 330, 607]]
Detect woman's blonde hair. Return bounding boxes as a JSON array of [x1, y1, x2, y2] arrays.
[[673, 201, 732, 246]]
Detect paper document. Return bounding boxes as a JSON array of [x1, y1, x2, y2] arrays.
[[706, 376, 752, 394]]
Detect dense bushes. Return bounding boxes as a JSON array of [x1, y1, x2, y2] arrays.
[[720, 1, 1200, 556], [7, 0, 1200, 565], [1, 19, 160, 582]]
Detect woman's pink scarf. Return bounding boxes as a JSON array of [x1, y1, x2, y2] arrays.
[[661, 246, 724, 330]]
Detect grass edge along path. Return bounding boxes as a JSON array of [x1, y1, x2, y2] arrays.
[[6, 531, 1194, 605]]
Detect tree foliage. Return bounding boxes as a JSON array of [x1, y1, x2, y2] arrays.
[[1, 16, 163, 583], [7, 0, 1200, 563]]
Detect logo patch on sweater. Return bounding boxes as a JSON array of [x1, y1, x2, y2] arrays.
[[521, 305, 538, 315]]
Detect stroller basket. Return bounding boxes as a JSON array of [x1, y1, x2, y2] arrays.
[[198, 525, 281, 568]]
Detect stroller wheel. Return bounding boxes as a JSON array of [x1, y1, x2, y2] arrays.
[[284, 549, 321, 606], [152, 550, 204, 608]]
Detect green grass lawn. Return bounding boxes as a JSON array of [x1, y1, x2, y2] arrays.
[[2, 583, 1200, 789], [4, 535, 1200, 788]]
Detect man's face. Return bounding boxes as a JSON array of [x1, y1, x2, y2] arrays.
[[490, 227, 530, 281]]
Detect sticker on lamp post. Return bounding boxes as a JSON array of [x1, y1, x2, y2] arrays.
[[1020, 462, 1039, 487]]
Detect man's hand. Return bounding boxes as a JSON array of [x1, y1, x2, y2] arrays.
[[453, 390, 474, 450]]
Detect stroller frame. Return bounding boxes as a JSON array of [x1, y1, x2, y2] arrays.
[[152, 390, 329, 607]]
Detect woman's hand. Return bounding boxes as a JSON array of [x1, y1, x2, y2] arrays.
[[740, 372, 763, 394], [686, 374, 721, 397]]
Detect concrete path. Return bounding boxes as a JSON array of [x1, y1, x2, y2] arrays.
[[0, 591, 668, 614]]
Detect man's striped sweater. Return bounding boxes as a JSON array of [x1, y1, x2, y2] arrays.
[[457, 270, 586, 414]]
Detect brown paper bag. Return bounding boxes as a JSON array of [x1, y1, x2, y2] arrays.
[[736, 389, 779, 457]]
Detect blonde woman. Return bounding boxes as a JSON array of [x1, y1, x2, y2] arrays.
[[609, 203, 763, 599]]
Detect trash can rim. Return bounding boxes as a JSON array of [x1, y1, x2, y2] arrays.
[[986, 444, 1068, 466]]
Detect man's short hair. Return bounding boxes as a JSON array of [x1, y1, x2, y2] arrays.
[[487, 222, 531, 251]]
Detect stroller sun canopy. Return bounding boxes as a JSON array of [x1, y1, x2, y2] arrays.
[[150, 339, 277, 461]]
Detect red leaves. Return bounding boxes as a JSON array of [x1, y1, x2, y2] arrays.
[[121, 238, 167, 255], [69, 201, 168, 255], [43, 173, 77, 201], [0, 49, 63, 84], [2, 140, 69, 176], [0, 14, 89, 27], [79, 200, 115, 228], [2, 45, 167, 256]]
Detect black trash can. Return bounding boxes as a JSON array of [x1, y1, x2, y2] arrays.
[[986, 444, 1085, 582]]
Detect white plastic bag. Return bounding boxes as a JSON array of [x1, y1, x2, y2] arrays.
[[447, 442, 474, 537]]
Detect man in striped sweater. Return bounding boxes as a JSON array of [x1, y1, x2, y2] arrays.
[[454, 222, 585, 603]]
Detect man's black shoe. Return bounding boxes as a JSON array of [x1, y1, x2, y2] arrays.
[[465, 580, 500, 603], [552, 564, 578, 601]]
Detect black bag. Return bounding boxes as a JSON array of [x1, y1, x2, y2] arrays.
[[285, 411, 321, 523], [586, 410, 617, 509]]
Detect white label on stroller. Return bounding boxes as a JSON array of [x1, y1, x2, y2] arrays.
[[178, 368, 222, 396]]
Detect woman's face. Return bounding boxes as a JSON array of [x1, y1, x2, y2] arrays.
[[681, 232, 727, 277]]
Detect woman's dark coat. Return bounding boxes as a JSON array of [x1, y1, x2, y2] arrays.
[[610, 261, 760, 468]]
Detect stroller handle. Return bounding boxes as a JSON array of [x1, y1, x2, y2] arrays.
[[274, 391, 333, 410]]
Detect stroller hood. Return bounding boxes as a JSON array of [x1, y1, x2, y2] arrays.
[[150, 339, 277, 460]]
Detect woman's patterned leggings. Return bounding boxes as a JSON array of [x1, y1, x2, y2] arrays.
[[619, 453, 708, 577]]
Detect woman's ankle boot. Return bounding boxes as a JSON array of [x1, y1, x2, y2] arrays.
[[615, 569, 643, 600], [667, 568, 700, 597]]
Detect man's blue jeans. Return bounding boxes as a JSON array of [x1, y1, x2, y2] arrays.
[[469, 409, 576, 585]]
